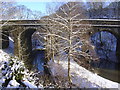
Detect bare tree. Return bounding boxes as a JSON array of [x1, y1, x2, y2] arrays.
[[0, 1, 43, 50], [43, 2, 94, 86], [0, 1, 18, 49], [87, 1, 108, 18]]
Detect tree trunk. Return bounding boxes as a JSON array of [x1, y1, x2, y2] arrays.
[[68, 48, 71, 83]]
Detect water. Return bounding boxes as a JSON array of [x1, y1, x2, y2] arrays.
[[32, 50, 45, 72], [32, 50, 54, 85], [90, 57, 120, 83], [91, 59, 120, 70], [32, 51, 120, 83], [32, 50, 120, 83], [92, 67, 120, 83], [90, 31, 120, 83]]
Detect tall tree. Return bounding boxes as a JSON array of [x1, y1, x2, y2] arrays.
[[0, 1, 18, 20], [43, 2, 94, 86], [0, 1, 18, 49], [87, 1, 106, 18]]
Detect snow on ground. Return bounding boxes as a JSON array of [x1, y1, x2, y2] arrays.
[[0, 48, 43, 88], [1, 37, 120, 88], [0, 37, 52, 89], [48, 59, 120, 88], [7, 79, 20, 88]]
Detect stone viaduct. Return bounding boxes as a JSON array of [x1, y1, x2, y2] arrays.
[[0, 19, 120, 64]]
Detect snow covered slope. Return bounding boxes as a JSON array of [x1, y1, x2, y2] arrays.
[[48, 59, 120, 88], [0, 49, 43, 88]]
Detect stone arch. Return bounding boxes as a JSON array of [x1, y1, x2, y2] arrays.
[[88, 28, 119, 40], [90, 29, 120, 63], [18, 28, 36, 66]]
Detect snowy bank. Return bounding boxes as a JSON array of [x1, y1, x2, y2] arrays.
[[48, 59, 120, 88], [0, 49, 43, 88]]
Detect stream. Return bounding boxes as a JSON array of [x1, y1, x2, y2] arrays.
[[32, 50, 45, 73], [32, 49, 120, 83], [91, 59, 120, 83], [32, 49, 56, 86], [90, 31, 120, 83], [32, 31, 120, 83]]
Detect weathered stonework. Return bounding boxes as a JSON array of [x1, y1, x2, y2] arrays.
[[1, 19, 120, 63]]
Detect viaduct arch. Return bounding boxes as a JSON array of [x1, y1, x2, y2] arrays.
[[88, 27, 120, 60], [0, 19, 120, 64]]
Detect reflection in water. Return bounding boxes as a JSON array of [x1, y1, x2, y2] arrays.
[[91, 59, 120, 70], [33, 50, 45, 72], [91, 31, 120, 83], [93, 68, 120, 83], [91, 59, 120, 83]]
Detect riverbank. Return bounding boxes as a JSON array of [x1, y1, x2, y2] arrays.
[[0, 44, 119, 88], [0, 49, 43, 88], [48, 59, 120, 88]]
